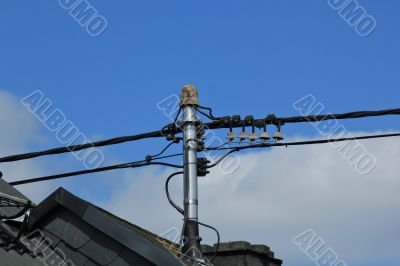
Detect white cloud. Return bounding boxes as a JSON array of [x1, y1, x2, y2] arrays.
[[103, 134, 400, 266], [0, 90, 57, 202]]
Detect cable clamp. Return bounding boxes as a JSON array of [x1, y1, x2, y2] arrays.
[[145, 155, 152, 164]]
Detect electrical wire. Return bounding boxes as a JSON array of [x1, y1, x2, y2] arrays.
[[197, 106, 220, 120], [200, 133, 400, 258], [9, 153, 183, 186], [206, 149, 238, 169], [207, 141, 230, 150], [196, 108, 216, 121], [161, 107, 183, 137], [204, 133, 400, 169], [1, 108, 398, 164], [175, 219, 221, 264], [281, 108, 400, 124], [201, 107, 400, 130], [195, 220, 221, 264], [176, 219, 221, 264], [165, 171, 184, 215], [0, 130, 165, 164], [148, 140, 179, 159], [8, 139, 182, 186], [174, 107, 183, 125], [164, 171, 220, 263]]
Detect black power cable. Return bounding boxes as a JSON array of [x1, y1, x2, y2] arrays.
[[9, 140, 183, 186], [174, 107, 183, 125], [205, 149, 238, 169], [281, 108, 400, 123], [207, 132, 400, 151], [199, 106, 220, 120], [10, 154, 183, 186], [204, 133, 400, 169], [0, 130, 165, 164], [164, 170, 220, 263], [165, 171, 184, 215], [196, 108, 214, 121], [201, 108, 400, 130], [161, 107, 183, 138], [0, 108, 399, 164], [148, 140, 181, 160], [196, 106, 220, 121], [195, 220, 221, 264]]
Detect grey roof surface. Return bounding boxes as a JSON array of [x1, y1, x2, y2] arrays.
[[0, 178, 29, 219], [0, 223, 45, 266], [0, 186, 185, 266]]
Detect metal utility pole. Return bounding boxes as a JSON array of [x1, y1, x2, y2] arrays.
[[180, 84, 203, 261]]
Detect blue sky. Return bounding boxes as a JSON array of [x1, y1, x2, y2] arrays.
[[2, 0, 399, 167], [1, 1, 399, 266]]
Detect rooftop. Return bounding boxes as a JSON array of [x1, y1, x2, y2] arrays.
[[0, 178, 282, 266]]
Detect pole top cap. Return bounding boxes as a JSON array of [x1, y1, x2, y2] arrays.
[[180, 84, 199, 107]]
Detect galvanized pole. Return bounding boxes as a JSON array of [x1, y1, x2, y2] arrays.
[[180, 84, 202, 261]]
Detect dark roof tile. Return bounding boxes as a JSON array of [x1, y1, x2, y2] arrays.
[[40, 209, 94, 249], [41, 229, 61, 248], [56, 241, 89, 266], [0, 224, 45, 266], [79, 231, 122, 265], [84, 260, 99, 266], [109, 247, 155, 266], [22, 228, 61, 251], [41, 247, 71, 266]]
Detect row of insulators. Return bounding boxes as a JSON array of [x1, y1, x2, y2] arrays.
[[227, 126, 284, 142]]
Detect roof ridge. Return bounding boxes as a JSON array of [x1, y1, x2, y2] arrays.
[[32, 187, 181, 257]]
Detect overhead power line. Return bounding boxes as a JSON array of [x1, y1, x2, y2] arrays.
[[0, 108, 399, 164], [0, 130, 165, 164], [205, 133, 400, 168], [9, 140, 182, 186], [202, 107, 400, 130], [9, 153, 183, 186], [5, 107, 398, 188], [2, 85, 399, 262], [277, 108, 400, 124]]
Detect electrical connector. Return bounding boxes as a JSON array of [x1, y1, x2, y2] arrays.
[[197, 158, 211, 176]]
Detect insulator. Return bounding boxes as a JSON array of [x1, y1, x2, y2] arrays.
[[273, 131, 284, 141], [239, 131, 248, 142], [273, 124, 284, 141], [248, 124, 258, 142], [260, 123, 270, 141], [260, 131, 271, 141], [239, 120, 249, 142], [249, 133, 258, 142], [227, 131, 236, 141]]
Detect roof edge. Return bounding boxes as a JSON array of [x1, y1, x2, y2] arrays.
[[29, 187, 184, 266]]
